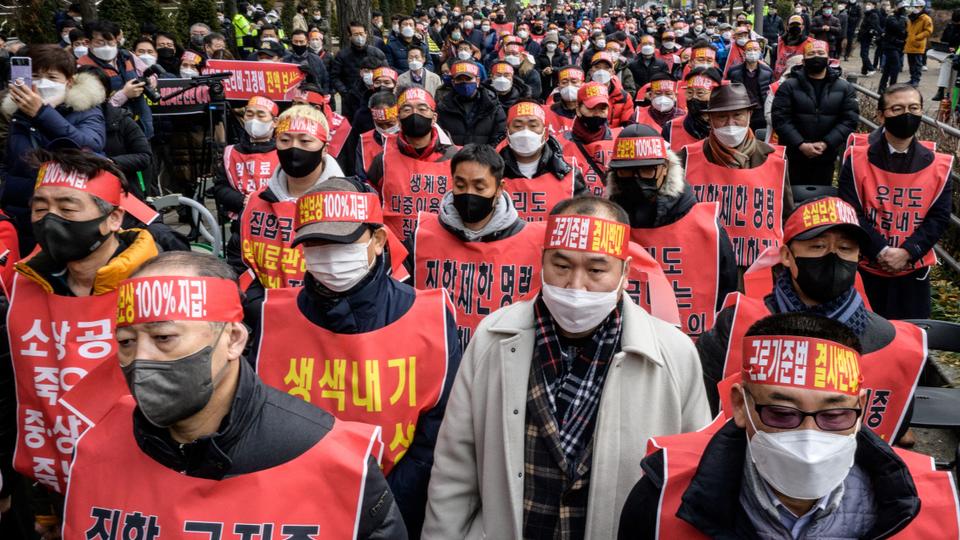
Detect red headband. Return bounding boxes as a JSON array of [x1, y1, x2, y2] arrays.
[[295, 191, 384, 229], [451, 61, 480, 77], [805, 40, 829, 54], [742, 335, 862, 396], [294, 89, 327, 106], [491, 62, 515, 76], [544, 214, 629, 260], [116, 276, 243, 326], [692, 47, 716, 61], [507, 101, 546, 123], [371, 105, 398, 122], [247, 96, 279, 116], [397, 87, 436, 110], [784, 196, 860, 243], [36, 161, 122, 206], [613, 136, 668, 162], [372, 67, 398, 81], [558, 67, 584, 81], [182, 51, 202, 66], [275, 114, 329, 142], [650, 79, 676, 93], [688, 75, 719, 90]]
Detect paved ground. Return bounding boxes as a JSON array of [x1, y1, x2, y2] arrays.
[[840, 42, 945, 116]]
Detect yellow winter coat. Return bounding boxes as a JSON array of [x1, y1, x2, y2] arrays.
[[905, 12, 933, 54]]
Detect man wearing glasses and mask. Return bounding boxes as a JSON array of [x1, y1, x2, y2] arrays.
[[618, 312, 959, 539], [839, 83, 953, 320]]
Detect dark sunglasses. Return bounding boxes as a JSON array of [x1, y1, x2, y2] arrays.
[[746, 390, 862, 431]]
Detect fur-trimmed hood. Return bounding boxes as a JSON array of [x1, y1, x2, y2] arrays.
[[2, 71, 106, 118]]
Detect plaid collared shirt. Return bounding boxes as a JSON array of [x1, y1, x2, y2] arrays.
[[522, 297, 623, 540]]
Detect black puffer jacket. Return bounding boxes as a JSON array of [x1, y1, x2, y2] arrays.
[[770, 65, 859, 155], [627, 55, 669, 90], [881, 10, 908, 50], [102, 103, 153, 200], [436, 86, 507, 146], [329, 44, 387, 96]]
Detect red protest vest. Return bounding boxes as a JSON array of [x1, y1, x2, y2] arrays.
[[647, 418, 960, 539], [6, 273, 117, 493], [502, 159, 577, 222], [723, 44, 746, 77], [561, 129, 622, 197], [239, 192, 302, 289], [742, 245, 873, 311], [381, 138, 451, 241], [326, 109, 351, 159], [667, 117, 700, 151], [623, 241, 683, 327], [849, 145, 953, 276], [846, 132, 936, 151], [359, 129, 385, 175], [634, 106, 663, 131], [544, 106, 575, 135], [63, 396, 378, 540], [684, 140, 786, 267], [255, 287, 450, 474], [491, 22, 515, 35], [413, 212, 544, 345], [222, 144, 280, 195], [774, 36, 813, 79], [630, 202, 721, 337], [655, 50, 681, 72], [719, 293, 925, 441]]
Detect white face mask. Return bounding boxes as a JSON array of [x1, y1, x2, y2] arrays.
[[651, 95, 675, 112], [491, 76, 512, 92], [303, 240, 373, 292], [663, 40, 676, 49], [508, 129, 544, 157], [35, 78, 67, 106], [695, 24, 704, 32], [362, 71, 374, 86], [408, 60, 424, 71], [744, 389, 858, 500], [464, 20, 475, 29], [458, 50, 474, 60], [546, 42, 557, 52], [540, 272, 623, 334], [482, 24, 491, 32], [722, 31, 732, 40], [640, 44, 655, 55], [591, 69, 612, 84], [595, 38, 606, 49], [504, 54, 521, 67], [517, 29, 529, 39], [244, 118, 274, 139], [571, 44, 582, 53], [736, 37, 748, 46], [375, 123, 401, 136], [401, 26, 415, 38], [745, 51, 761, 63], [713, 125, 749, 147], [559, 84, 579, 101], [180, 67, 199, 79], [92, 45, 118, 61], [310, 40, 323, 51], [73, 45, 89, 59], [138, 53, 157, 67]]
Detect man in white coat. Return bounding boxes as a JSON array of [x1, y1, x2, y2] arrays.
[[422, 196, 711, 540]]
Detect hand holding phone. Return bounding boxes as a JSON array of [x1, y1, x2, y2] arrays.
[[10, 56, 31, 89]]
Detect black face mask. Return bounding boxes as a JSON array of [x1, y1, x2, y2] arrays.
[[291, 43, 308, 55], [610, 173, 661, 226], [578, 115, 608, 132], [788, 26, 802, 35], [33, 212, 111, 266], [400, 113, 433, 138], [190, 35, 204, 47], [157, 47, 177, 59], [453, 192, 498, 223], [277, 146, 325, 177], [804, 56, 828, 74], [687, 98, 709, 117], [883, 112, 922, 139], [792, 251, 858, 303]]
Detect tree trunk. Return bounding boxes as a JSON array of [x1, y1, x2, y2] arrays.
[[79, 0, 97, 21], [754, 1, 763, 34], [336, 0, 369, 45]]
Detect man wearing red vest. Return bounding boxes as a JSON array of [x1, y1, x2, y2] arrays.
[[412, 144, 543, 347], [679, 82, 791, 271], [250, 178, 460, 538], [3, 150, 165, 533], [366, 87, 459, 242], [212, 96, 280, 219], [635, 73, 686, 131], [561, 81, 621, 196], [697, 196, 926, 443], [543, 66, 584, 134], [63, 251, 407, 539], [607, 124, 738, 338], [661, 67, 721, 151], [424, 197, 710, 540], [774, 15, 815, 79], [838, 84, 954, 320], [355, 90, 399, 182], [619, 312, 958, 539], [498, 100, 585, 221]]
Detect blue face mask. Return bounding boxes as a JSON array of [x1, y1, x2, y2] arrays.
[[454, 81, 478, 97]]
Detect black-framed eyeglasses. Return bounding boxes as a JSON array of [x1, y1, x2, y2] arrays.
[[746, 390, 862, 431], [884, 104, 923, 115]]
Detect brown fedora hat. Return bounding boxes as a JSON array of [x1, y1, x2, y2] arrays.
[[703, 82, 756, 113]]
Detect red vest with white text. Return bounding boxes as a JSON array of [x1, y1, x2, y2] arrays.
[[774, 36, 813, 79], [634, 106, 665, 131], [222, 145, 280, 195], [63, 396, 378, 540], [6, 273, 116, 493], [667, 117, 700, 151], [544, 106, 576, 135], [647, 418, 960, 539], [255, 287, 450, 474], [719, 293, 925, 442], [684, 140, 786, 267], [501, 157, 577, 222], [630, 202, 721, 337], [413, 212, 544, 346], [846, 132, 937, 151], [561, 129, 622, 197], [380, 138, 451, 241], [359, 129, 385, 175], [326, 109, 351, 159], [849, 145, 952, 276]]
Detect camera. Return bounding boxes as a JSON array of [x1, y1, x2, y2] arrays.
[[137, 65, 165, 102]]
